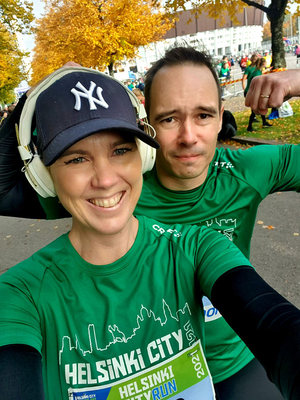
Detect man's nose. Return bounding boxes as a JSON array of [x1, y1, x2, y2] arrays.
[[179, 119, 197, 145]]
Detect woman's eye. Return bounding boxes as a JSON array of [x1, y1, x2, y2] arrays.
[[64, 156, 85, 165]]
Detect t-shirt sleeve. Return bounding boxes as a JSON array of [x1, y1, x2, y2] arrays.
[[232, 144, 300, 196], [188, 226, 253, 298], [0, 262, 43, 353]]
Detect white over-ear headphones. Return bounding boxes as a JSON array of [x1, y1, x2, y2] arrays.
[[16, 66, 157, 198]]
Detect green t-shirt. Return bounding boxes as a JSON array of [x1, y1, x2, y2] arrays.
[[135, 144, 300, 382], [0, 216, 251, 400], [35, 144, 300, 383], [244, 66, 262, 95]]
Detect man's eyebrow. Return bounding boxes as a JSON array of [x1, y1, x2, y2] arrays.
[[153, 110, 177, 123], [153, 106, 218, 122], [198, 106, 219, 115]]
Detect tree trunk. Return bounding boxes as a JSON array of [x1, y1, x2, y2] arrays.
[[108, 62, 114, 77], [267, 0, 288, 68]]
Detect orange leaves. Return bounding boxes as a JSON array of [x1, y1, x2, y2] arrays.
[[30, 0, 174, 83], [257, 221, 275, 230]]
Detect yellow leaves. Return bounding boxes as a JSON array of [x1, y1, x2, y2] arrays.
[[0, 0, 34, 34], [165, 0, 245, 25], [0, 20, 27, 102], [0, 0, 33, 100], [31, 0, 174, 82]]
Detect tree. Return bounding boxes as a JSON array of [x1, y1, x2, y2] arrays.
[[0, 0, 34, 34], [0, 0, 34, 103], [30, 0, 174, 83], [164, 0, 300, 68], [0, 23, 28, 103]]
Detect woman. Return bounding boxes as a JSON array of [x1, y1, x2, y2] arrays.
[[0, 68, 299, 400], [244, 57, 272, 131]]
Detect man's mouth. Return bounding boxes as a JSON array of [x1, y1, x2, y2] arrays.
[[89, 192, 123, 208], [175, 154, 200, 160]]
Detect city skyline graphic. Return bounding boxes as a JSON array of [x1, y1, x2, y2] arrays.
[[59, 299, 192, 364]]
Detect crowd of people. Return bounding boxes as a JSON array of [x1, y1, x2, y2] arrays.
[[0, 103, 16, 127], [0, 47, 299, 400]]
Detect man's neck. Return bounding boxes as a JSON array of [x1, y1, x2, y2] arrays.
[[155, 167, 209, 191]]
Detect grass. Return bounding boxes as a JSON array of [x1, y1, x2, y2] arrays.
[[233, 99, 300, 145]]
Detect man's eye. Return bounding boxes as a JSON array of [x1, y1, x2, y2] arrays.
[[114, 147, 132, 156], [199, 113, 210, 119], [64, 157, 85, 165], [162, 117, 174, 123]]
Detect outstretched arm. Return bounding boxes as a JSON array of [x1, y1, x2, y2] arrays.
[[245, 70, 300, 115], [211, 266, 300, 400], [0, 344, 45, 400]]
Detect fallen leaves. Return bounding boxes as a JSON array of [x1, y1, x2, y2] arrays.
[[257, 220, 275, 229]]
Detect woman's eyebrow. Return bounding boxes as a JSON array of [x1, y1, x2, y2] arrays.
[[59, 149, 87, 158]]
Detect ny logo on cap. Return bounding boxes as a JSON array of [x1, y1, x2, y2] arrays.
[[71, 81, 109, 111]]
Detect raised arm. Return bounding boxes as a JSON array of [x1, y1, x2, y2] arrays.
[[0, 62, 80, 218], [245, 69, 300, 115]]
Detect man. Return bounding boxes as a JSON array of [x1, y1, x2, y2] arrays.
[[0, 48, 299, 399], [134, 47, 299, 399]]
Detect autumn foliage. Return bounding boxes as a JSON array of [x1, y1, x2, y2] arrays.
[[31, 0, 174, 83], [164, 0, 300, 68], [0, 0, 34, 103]]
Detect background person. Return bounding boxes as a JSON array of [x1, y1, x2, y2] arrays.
[[132, 87, 145, 105], [295, 44, 300, 66], [243, 57, 272, 131]]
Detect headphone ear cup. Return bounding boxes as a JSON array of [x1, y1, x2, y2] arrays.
[[136, 139, 156, 174], [25, 155, 56, 198]]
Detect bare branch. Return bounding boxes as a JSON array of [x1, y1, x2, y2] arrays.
[[240, 0, 269, 14]]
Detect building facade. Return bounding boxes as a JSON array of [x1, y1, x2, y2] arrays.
[[113, 7, 264, 81]]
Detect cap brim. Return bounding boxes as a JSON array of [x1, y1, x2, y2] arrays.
[[42, 118, 159, 165]]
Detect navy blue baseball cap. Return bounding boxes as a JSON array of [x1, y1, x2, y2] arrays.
[[35, 71, 159, 166]]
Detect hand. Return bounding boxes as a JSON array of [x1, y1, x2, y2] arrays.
[[245, 70, 300, 114], [27, 61, 81, 97]]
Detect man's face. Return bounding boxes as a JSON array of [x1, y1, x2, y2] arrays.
[[149, 64, 223, 190]]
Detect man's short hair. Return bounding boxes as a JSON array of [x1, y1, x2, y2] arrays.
[[144, 46, 222, 116]]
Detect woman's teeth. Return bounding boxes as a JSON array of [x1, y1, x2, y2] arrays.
[[90, 193, 122, 208]]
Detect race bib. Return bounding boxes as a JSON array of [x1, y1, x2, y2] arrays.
[[68, 341, 215, 400]]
